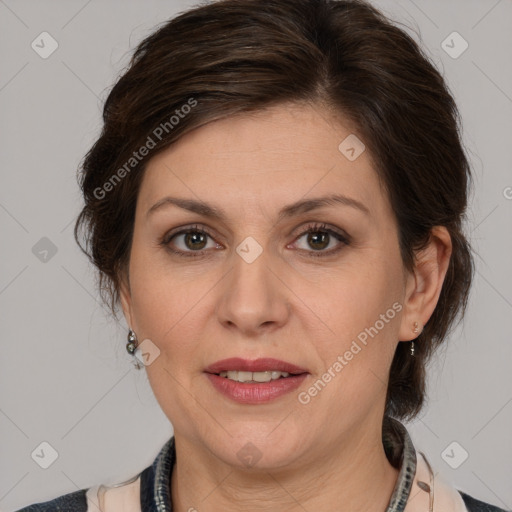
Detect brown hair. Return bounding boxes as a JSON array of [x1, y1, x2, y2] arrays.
[[75, 0, 474, 422]]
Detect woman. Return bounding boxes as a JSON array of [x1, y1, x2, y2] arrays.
[[16, 0, 507, 510]]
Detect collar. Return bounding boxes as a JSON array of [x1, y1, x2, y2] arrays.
[[86, 418, 467, 511]]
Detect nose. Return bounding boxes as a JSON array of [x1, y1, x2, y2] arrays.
[[215, 241, 291, 337]]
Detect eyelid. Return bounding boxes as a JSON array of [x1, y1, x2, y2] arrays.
[[161, 223, 213, 243], [160, 224, 220, 257], [291, 222, 350, 243]]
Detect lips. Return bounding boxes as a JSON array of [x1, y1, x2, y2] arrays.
[[204, 357, 308, 375]]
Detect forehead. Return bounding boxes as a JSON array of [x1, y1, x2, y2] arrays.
[[138, 102, 390, 222]]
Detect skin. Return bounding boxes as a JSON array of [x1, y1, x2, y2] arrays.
[[120, 101, 452, 512]]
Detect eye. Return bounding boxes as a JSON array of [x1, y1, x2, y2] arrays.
[[161, 224, 220, 257], [291, 222, 349, 257]]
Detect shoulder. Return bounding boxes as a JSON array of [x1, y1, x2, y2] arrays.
[[412, 449, 509, 512], [14, 488, 88, 511], [14, 474, 143, 512], [458, 490, 510, 512]]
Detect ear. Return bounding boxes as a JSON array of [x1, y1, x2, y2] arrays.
[[398, 226, 452, 342], [119, 271, 134, 330]]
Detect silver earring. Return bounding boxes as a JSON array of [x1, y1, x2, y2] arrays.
[[126, 328, 143, 370], [411, 321, 421, 357]]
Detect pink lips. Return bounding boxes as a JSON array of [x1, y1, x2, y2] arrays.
[[204, 357, 309, 404], [204, 357, 308, 375]]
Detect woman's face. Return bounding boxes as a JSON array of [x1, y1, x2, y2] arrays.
[[121, 102, 420, 469]]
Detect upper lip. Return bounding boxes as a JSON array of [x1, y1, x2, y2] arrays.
[[204, 357, 308, 375]]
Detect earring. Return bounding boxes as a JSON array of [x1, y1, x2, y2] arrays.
[[126, 328, 143, 370], [410, 321, 421, 357]]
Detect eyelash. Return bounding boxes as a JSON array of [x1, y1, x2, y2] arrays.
[[160, 222, 350, 259]]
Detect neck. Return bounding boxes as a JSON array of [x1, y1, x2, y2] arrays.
[[171, 421, 400, 512]]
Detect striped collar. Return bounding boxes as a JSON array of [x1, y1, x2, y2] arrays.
[[87, 418, 469, 511], [132, 418, 417, 511]]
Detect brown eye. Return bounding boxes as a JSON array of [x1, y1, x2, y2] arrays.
[[183, 231, 208, 250], [293, 223, 349, 257], [306, 231, 330, 251], [162, 225, 219, 257]]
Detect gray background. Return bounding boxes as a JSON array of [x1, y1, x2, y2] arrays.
[[1, 0, 511, 510]]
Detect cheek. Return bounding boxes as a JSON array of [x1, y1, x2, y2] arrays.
[[130, 271, 202, 354], [127, 244, 182, 346], [302, 289, 401, 424], [127, 253, 207, 421], [303, 253, 404, 395], [129, 236, 196, 325], [299, 256, 403, 344], [127, 244, 224, 379]]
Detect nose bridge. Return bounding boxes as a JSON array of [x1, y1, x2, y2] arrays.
[[236, 234, 266, 266], [215, 234, 290, 333], [231, 234, 274, 308]]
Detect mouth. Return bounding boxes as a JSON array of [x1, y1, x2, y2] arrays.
[[204, 357, 309, 380], [215, 370, 296, 383], [204, 358, 309, 403]]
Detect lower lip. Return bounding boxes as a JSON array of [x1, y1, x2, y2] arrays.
[[205, 373, 308, 404]]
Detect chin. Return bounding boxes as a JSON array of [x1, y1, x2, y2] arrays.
[[205, 423, 309, 471]]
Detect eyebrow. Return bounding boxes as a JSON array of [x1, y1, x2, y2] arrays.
[[147, 193, 370, 221]]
